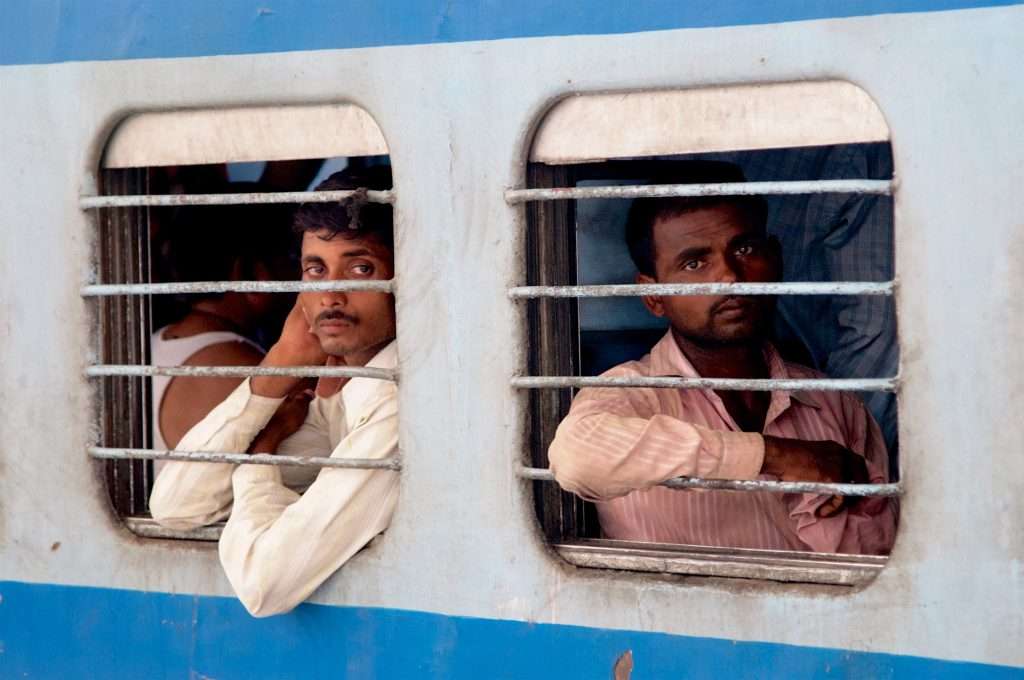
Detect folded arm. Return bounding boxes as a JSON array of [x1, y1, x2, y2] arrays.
[[785, 397, 897, 555], [548, 384, 765, 501], [149, 380, 285, 530], [217, 387, 399, 617]]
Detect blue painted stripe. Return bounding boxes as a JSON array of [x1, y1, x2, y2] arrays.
[[1, 581, 1020, 679], [2, 0, 1022, 66]]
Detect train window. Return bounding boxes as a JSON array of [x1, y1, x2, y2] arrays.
[[82, 104, 398, 541], [510, 82, 901, 585]]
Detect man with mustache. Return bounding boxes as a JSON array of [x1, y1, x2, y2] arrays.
[[150, 168, 399, 616], [548, 162, 896, 554]]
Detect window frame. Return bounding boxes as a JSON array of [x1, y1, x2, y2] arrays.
[[514, 84, 901, 586], [85, 105, 399, 542]]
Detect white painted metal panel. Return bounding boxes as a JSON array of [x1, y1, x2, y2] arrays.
[[1, 3, 1022, 670], [102, 104, 388, 168], [530, 81, 890, 163]]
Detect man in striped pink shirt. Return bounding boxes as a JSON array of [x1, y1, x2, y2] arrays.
[[548, 163, 897, 555]]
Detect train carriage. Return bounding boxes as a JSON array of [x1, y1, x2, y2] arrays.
[[1, 1, 1022, 677]]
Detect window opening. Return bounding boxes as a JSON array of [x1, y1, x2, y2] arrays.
[[83, 107, 397, 541], [511, 83, 901, 585]]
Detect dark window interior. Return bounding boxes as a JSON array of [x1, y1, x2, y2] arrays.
[[96, 156, 391, 522], [525, 144, 897, 545]]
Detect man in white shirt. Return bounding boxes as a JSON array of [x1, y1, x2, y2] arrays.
[[150, 169, 399, 617]]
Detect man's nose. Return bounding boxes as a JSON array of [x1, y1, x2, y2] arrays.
[[318, 271, 350, 307], [319, 291, 348, 308], [717, 256, 743, 283]]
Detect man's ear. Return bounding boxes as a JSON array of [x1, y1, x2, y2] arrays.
[[637, 272, 665, 317]]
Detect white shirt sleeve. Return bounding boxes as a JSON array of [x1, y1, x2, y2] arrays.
[[148, 380, 286, 529], [217, 383, 399, 618]]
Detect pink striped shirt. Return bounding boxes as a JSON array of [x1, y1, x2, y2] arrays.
[[548, 331, 896, 555]]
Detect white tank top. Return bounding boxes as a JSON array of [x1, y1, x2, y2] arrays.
[[150, 327, 263, 471]]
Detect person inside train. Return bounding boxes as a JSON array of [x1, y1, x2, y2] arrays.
[[149, 199, 293, 475], [547, 161, 897, 555], [150, 167, 399, 617]]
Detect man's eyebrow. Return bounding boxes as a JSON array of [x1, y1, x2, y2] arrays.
[[300, 254, 326, 266], [339, 248, 375, 258], [673, 246, 711, 264], [727, 231, 766, 247]]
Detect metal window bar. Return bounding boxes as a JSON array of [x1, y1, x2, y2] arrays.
[[82, 280, 394, 296], [80, 188, 395, 209], [505, 178, 893, 204], [519, 467, 901, 498], [86, 364, 396, 380], [512, 375, 897, 392], [90, 447, 401, 471], [510, 281, 893, 299]]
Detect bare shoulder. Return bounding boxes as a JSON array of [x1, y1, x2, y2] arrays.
[[184, 340, 265, 367]]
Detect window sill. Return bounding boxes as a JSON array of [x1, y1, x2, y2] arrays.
[[554, 539, 886, 586], [124, 516, 223, 542]]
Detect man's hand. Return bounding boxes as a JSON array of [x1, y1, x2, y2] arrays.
[[248, 388, 314, 454], [762, 436, 870, 518], [252, 301, 328, 398]]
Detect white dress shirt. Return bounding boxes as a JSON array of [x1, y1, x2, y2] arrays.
[[149, 341, 398, 617]]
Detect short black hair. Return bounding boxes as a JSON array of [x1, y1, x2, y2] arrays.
[[292, 165, 393, 253], [624, 161, 768, 277]]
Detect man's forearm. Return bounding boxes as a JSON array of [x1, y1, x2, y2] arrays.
[[151, 380, 283, 528]]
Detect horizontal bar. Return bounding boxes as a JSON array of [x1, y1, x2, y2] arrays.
[[124, 517, 223, 542], [556, 540, 883, 585], [510, 281, 893, 298], [505, 179, 893, 204], [80, 188, 394, 209], [519, 467, 902, 497], [81, 279, 394, 296], [512, 375, 897, 392], [90, 447, 401, 471], [87, 364, 397, 381]]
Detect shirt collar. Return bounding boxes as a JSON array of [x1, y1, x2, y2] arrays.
[[648, 330, 821, 429], [335, 339, 398, 411]]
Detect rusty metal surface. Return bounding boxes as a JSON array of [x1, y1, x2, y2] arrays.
[[81, 279, 394, 296], [504, 179, 893, 204], [511, 375, 898, 392], [79, 188, 395, 208], [86, 364, 397, 380], [89, 446, 402, 470], [555, 539, 886, 585], [124, 517, 224, 541], [509, 281, 894, 298], [519, 466, 902, 497]]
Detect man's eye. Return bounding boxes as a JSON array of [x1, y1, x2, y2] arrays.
[[303, 265, 325, 277], [682, 260, 704, 271], [350, 262, 374, 276], [735, 243, 759, 256]]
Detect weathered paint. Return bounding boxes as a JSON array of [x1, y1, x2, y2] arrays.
[[2, 0, 1022, 65], [519, 467, 903, 498], [89, 447, 402, 471], [1, 581, 1020, 680], [508, 281, 895, 297], [505, 179, 894, 203], [79, 188, 394, 208], [530, 81, 890, 162], [1, 2, 1022, 675]]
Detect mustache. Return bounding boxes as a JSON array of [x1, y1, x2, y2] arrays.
[[315, 309, 359, 325]]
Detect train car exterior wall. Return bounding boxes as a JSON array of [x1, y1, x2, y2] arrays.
[[1, 1, 1022, 677]]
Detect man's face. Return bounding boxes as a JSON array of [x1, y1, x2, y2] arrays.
[[298, 230, 396, 359], [639, 203, 780, 347]]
